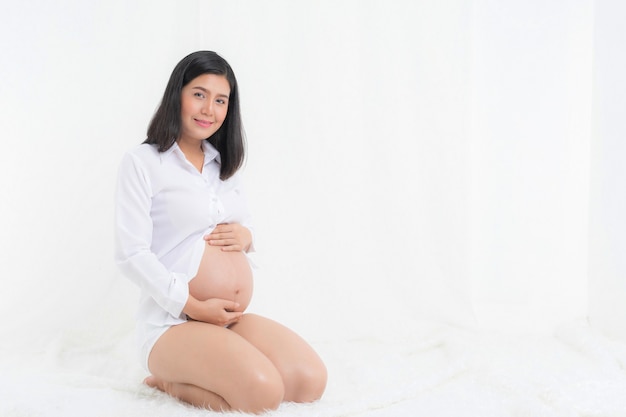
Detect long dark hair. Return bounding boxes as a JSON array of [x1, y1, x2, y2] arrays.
[[145, 51, 245, 180]]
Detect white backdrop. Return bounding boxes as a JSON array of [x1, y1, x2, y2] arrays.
[[0, 0, 623, 364], [588, 0, 626, 341], [469, 0, 592, 332]]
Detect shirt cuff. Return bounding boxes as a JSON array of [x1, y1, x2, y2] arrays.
[[164, 272, 190, 318]]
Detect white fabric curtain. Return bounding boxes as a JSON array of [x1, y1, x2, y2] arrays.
[[0, 0, 622, 359]]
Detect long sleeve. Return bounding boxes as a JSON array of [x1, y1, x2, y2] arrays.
[[114, 152, 189, 318]]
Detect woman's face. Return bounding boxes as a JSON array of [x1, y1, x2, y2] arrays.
[[178, 73, 231, 146]]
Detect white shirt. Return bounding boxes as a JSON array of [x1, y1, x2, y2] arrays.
[[114, 141, 254, 368]]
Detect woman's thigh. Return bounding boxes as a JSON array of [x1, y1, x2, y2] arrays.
[[148, 320, 284, 410], [229, 314, 327, 402]]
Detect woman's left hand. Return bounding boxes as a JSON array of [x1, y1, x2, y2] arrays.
[[204, 223, 252, 252]]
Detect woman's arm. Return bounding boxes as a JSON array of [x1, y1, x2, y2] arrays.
[[114, 152, 189, 318]]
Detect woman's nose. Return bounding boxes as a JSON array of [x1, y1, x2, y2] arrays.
[[202, 100, 213, 115]]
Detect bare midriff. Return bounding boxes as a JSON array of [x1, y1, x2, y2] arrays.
[[188, 243, 253, 312]]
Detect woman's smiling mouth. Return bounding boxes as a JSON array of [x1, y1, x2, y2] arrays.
[[194, 119, 213, 128]]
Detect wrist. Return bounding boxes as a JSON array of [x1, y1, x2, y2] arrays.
[[182, 295, 201, 319]]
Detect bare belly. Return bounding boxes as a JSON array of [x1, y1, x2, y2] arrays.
[[188, 243, 253, 312]]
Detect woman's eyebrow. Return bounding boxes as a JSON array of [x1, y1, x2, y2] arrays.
[[192, 86, 229, 98]]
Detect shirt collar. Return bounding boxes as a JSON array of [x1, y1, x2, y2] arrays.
[[160, 140, 221, 166], [201, 140, 221, 165]]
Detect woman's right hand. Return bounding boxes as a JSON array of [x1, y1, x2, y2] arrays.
[[183, 295, 243, 326]]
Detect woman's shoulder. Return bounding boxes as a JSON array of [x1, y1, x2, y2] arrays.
[[117, 143, 161, 175], [124, 143, 160, 160]]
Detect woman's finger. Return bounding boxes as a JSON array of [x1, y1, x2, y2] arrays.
[[220, 245, 242, 252], [213, 224, 233, 234], [208, 238, 237, 246]]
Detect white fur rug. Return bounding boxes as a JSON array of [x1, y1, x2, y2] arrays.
[[3, 319, 626, 417]]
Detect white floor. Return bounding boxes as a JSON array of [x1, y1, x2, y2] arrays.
[[2, 319, 626, 417]]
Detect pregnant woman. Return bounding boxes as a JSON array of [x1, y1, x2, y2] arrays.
[[115, 51, 327, 414]]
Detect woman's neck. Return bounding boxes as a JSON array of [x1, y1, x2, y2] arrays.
[[177, 139, 205, 172]]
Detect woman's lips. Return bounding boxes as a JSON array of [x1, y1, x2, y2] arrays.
[[194, 119, 213, 128]]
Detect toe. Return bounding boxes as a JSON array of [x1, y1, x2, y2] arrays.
[[144, 375, 158, 388]]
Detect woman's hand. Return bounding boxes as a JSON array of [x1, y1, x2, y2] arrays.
[[204, 223, 252, 252], [183, 295, 243, 326]]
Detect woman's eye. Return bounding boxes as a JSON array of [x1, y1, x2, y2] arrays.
[[194, 92, 205, 99], [216, 99, 226, 105]]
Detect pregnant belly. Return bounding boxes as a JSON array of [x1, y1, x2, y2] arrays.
[[188, 243, 253, 312]]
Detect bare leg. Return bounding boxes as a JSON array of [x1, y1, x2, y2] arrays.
[[146, 320, 285, 414], [144, 376, 229, 410], [229, 314, 327, 403]]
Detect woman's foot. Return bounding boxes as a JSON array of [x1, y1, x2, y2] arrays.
[[144, 375, 167, 392]]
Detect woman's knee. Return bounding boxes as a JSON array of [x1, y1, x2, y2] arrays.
[[285, 360, 328, 403], [230, 366, 285, 413]]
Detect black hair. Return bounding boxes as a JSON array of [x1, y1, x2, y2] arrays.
[[144, 51, 245, 180]]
